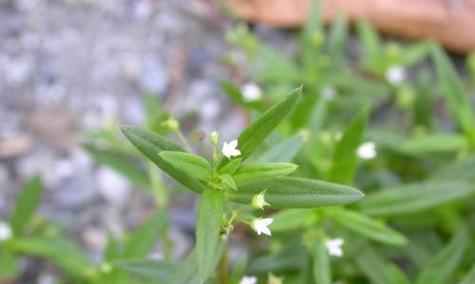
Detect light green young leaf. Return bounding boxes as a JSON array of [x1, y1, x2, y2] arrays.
[[257, 134, 304, 163], [115, 259, 176, 282], [11, 175, 43, 236], [196, 188, 225, 281], [232, 88, 301, 163], [431, 43, 475, 145], [120, 126, 203, 193], [233, 163, 298, 184], [220, 174, 237, 191], [230, 177, 363, 208], [327, 109, 368, 184], [84, 144, 150, 188], [219, 158, 242, 175], [6, 236, 93, 278], [459, 264, 475, 284], [159, 151, 211, 181], [359, 181, 475, 217], [270, 209, 315, 233], [123, 212, 165, 259], [332, 208, 407, 246], [416, 227, 469, 284], [312, 232, 331, 284], [400, 133, 467, 155]]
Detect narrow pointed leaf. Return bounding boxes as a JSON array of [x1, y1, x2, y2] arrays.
[[270, 209, 315, 232], [360, 182, 475, 217], [120, 126, 203, 193], [233, 163, 298, 184], [416, 227, 469, 284], [400, 133, 467, 155], [332, 209, 407, 246], [11, 175, 43, 236], [257, 134, 304, 163], [234, 88, 301, 163], [115, 259, 176, 282], [312, 233, 331, 284], [196, 188, 225, 281], [230, 177, 363, 208], [159, 151, 211, 181], [220, 174, 237, 191], [219, 158, 242, 175], [327, 109, 368, 184], [459, 264, 475, 284], [123, 212, 166, 259]]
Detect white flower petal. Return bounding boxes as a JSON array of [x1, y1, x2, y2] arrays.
[[325, 238, 345, 257], [0, 222, 12, 242], [239, 275, 257, 284], [357, 141, 377, 160], [252, 218, 273, 236], [241, 83, 262, 102], [222, 139, 241, 158]]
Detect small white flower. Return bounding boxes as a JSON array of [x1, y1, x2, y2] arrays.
[[325, 238, 344, 257], [0, 222, 12, 241], [322, 85, 337, 101], [222, 139, 241, 158], [241, 82, 262, 102], [251, 218, 273, 236], [357, 141, 377, 160], [239, 275, 257, 284], [385, 65, 406, 86], [251, 190, 270, 210]]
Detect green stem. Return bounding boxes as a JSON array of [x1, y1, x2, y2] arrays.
[[217, 244, 229, 284], [175, 129, 192, 152]]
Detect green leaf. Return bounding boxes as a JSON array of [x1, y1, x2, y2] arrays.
[[159, 151, 211, 181], [196, 188, 225, 281], [332, 208, 407, 246], [248, 241, 307, 273], [327, 109, 369, 184], [123, 212, 165, 259], [400, 42, 429, 67], [270, 209, 315, 232], [0, 251, 18, 280], [120, 126, 203, 193], [115, 259, 176, 282], [359, 181, 475, 216], [233, 163, 298, 184], [219, 158, 242, 175], [355, 245, 401, 284], [220, 174, 237, 191], [233, 88, 301, 163], [327, 12, 348, 67], [6, 236, 93, 278], [430, 156, 475, 183], [400, 133, 468, 155], [416, 227, 469, 284], [11, 175, 43, 236], [104, 233, 122, 262], [459, 264, 475, 284], [431, 43, 475, 144], [230, 177, 363, 208], [257, 134, 304, 163], [172, 245, 223, 284], [356, 20, 382, 70], [84, 144, 150, 188], [312, 232, 331, 284]]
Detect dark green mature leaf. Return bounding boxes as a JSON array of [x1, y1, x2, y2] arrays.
[[235, 88, 301, 162], [11, 175, 43, 236], [459, 264, 475, 284], [359, 182, 475, 216], [120, 126, 203, 193], [115, 259, 176, 282], [84, 144, 150, 188], [6, 236, 92, 278], [332, 209, 407, 246], [431, 43, 475, 145], [233, 163, 298, 184], [327, 109, 368, 184], [196, 188, 225, 281], [230, 177, 363, 208], [159, 151, 211, 181], [312, 233, 331, 284], [416, 227, 469, 284], [123, 212, 165, 259]]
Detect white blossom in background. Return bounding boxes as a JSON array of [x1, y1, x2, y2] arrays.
[[385, 65, 406, 86], [222, 139, 241, 158], [325, 238, 344, 257], [241, 82, 262, 102], [357, 141, 377, 160], [322, 85, 337, 101], [251, 218, 273, 236], [239, 275, 257, 284], [251, 190, 270, 210], [0, 222, 12, 241]]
